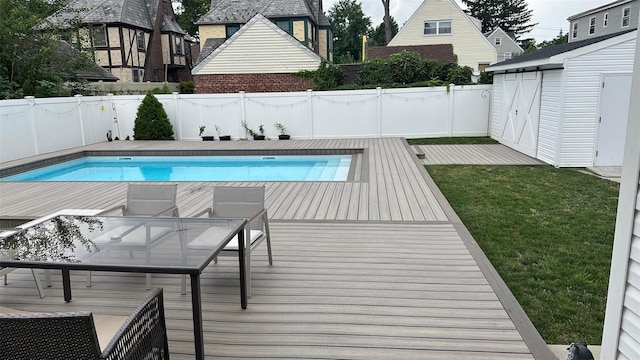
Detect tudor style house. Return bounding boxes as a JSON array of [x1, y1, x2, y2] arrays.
[[568, 0, 639, 42], [47, 0, 193, 83], [387, 0, 496, 71], [485, 28, 523, 62]]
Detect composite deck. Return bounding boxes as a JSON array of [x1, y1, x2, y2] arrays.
[[413, 144, 544, 165], [0, 138, 554, 359]]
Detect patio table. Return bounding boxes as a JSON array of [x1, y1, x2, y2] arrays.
[[0, 214, 247, 360]]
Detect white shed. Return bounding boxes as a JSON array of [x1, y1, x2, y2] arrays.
[[486, 30, 637, 167]]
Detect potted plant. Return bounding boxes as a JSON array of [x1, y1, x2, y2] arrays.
[[254, 124, 266, 140], [199, 125, 214, 141], [241, 120, 255, 140], [215, 125, 231, 141], [274, 122, 290, 140]]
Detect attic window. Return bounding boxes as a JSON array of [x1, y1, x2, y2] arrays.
[[622, 7, 630, 27], [226, 25, 240, 38], [137, 30, 145, 51], [589, 17, 596, 35], [275, 20, 291, 34], [603, 13, 608, 27], [495, 37, 502, 45], [92, 27, 107, 47], [424, 20, 452, 35], [572, 22, 578, 38]]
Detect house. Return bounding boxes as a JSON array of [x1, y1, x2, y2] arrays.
[[387, 0, 496, 71], [192, 14, 322, 93], [485, 28, 523, 62], [195, 0, 332, 62], [601, 28, 640, 360], [485, 29, 637, 167], [367, 44, 456, 63], [568, 0, 639, 42], [47, 0, 192, 83]]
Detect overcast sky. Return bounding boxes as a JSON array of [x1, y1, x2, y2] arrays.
[[322, 0, 616, 42]]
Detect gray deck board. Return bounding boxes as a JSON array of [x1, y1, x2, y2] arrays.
[[414, 144, 544, 165], [0, 138, 555, 359]]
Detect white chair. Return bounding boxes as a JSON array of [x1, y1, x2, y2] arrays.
[[89, 184, 179, 289], [189, 186, 272, 297]]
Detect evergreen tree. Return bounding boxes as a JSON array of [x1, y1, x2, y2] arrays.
[[133, 93, 175, 140], [328, 0, 372, 63], [369, 17, 398, 46], [462, 0, 536, 39]]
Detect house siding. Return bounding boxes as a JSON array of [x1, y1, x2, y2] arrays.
[[194, 20, 321, 75], [194, 73, 313, 93], [569, 0, 639, 42], [490, 73, 504, 139], [388, 0, 496, 70], [487, 29, 523, 62], [199, 25, 226, 49], [537, 69, 562, 165], [558, 38, 636, 167]]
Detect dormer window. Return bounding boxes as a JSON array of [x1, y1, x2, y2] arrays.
[[175, 36, 182, 55], [92, 27, 107, 47], [603, 13, 608, 27], [424, 20, 452, 35], [572, 22, 578, 38], [226, 25, 240, 38], [495, 37, 502, 45], [275, 20, 291, 34], [589, 17, 596, 35]]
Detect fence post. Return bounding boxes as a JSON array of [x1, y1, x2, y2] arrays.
[[25, 96, 39, 155], [376, 87, 383, 138], [448, 84, 455, 136], [307, 89, 314, 139], [75, 95, 87, 145], [172, 92, 182, 140]]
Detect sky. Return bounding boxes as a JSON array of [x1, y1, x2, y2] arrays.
[[322, 0, 617, 42]]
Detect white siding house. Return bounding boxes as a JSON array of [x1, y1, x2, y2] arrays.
[[387, 0, 496, 71], [601, 28, 640, 360], [486, 30, 637, 167], [192, 14, 322, 75]]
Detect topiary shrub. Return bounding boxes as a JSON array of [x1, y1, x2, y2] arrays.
[[133, 92, 174, 140]]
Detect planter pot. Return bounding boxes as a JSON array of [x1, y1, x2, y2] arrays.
[[201, 136, 214, 141], [278, 134, 291, 140], [253, 135, 266, 140], [219, 135, 231, 141]]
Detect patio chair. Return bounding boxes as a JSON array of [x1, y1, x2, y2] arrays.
[[89, 184, 179, 289], [189, 186, 272, 297], [0, 288, 169, 360]]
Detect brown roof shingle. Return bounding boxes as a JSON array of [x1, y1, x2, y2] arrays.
[[367, 44, 456, 63]]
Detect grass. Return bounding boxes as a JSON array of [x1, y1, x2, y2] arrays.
[[407, 137, 498, 145], [426, 165, 620, 345]]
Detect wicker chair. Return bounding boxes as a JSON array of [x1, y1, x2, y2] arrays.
[[0, 288, 169, 360]]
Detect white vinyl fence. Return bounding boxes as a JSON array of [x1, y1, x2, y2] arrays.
[[0, 85, 492, 163]]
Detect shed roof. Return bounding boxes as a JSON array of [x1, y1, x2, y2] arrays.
[[486, 29, 637, 72], [367, 44, 456, 63]]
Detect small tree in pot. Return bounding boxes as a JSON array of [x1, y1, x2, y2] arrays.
[[216, 125, 231, 141], [199, 125, 214, 141], [274, 122, 290, 140]]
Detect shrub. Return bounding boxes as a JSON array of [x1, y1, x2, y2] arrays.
[[447, 65, 474, 85], [385, 51, 424, 84], [296, 60, 345, 91], [133, 92, 174, 140], [180, 81, 195, 93], [355, 58, 391, 85]]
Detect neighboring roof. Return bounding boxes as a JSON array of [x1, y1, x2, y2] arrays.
[[55, 41, 119, 81], [197, 0, 328, 26], [196, 38, 227, 64], [486, 29, 637, 72], [192, 13, 322, 74], [48, 0, 186, 34], [567, 0, 635, 21], [367, 44, 456, 63]]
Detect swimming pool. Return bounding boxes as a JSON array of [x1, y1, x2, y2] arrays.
[[1, 155, 352, 182]]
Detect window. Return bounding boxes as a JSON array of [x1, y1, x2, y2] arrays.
[[495, 37, 502, 45], [589, 17, 596, 35], [603, 13, 608, 27], [572, 22, 578, 38], [275, 20, 290, 34], [622, 7, 630, 27], [226, 25, 240, 38], [137, 30, 145, 51], [92, 27, 107, 47], [503, 52, 512, 61], [132, 69, 144, 82], [423, 20, 452, 35], [174, 36, 182, 55]]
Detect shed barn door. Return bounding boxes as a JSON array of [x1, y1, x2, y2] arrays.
[[499, 72, 541, 157], [595, 74, 632, 166]]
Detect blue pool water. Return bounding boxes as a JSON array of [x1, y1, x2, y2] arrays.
[[2, 155, 352, 182]]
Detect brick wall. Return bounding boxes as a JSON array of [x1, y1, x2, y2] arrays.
[[194, 73, 313, 93]]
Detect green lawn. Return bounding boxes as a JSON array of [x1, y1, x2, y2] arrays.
[[407, 137, 498, 145], [426, 165, 619, 345]]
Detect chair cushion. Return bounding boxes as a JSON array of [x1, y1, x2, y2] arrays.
[[188, 228, 263, 250], [93, 225, 172, 247], [93, 314, 128, 351]]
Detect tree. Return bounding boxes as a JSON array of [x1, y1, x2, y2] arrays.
[[381, 0, 392, 44], [133, 93, 175, 140], [328, 0, 372, 63], [174, 0, 210, 38], [369, 17, 398, 46], [462, 0, 536, 39], [0, 0, 95, 98], [537, 30, 568, 49]]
